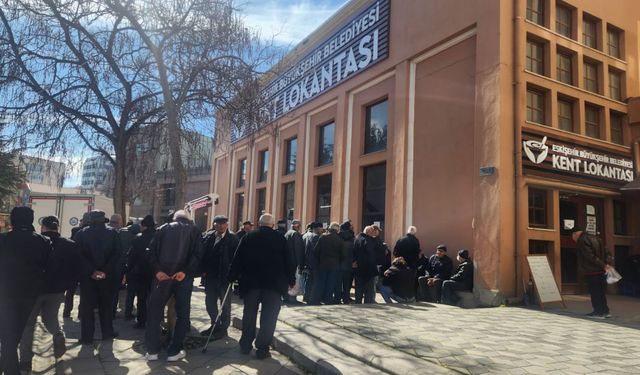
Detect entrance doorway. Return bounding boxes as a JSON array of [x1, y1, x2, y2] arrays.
[[559, 192, 605, 294]]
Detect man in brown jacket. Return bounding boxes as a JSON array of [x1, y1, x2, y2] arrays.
[[572, 228, 612, 318]]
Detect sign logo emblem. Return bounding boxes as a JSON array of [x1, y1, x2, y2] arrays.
[[523, 136, 549, 164]]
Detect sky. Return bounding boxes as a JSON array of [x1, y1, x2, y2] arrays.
[[63, 0, 348, 187], [239, 0, 348, 47]]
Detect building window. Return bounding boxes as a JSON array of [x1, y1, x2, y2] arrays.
[[526, 89, 546, 125], [529, 240, 550, 255], [362, 164, 386, 232], [556, 51, 573, 85], [315, 174, 332, 225], [256, 188, 266, 222], [610, 112, 624, 145], [526, 0, 544, 26], [585, 105, 600, 138], [583, 61, 598, 93], [238, 159, 246, 187], [162, 183, 176, 207], [555, 4, 572, 38], [283, 182, 295, 221], [557, 98, 574, 132], [607, 27, 621, 58], [318, 122, 335, 166], [235, 193, 244, 228], [364, 100, 388, 154], [608, 69, 622, 101], [528, 188, 548, 228], [258, 150, 268, 183], [284, 138, 297, 175], [613, 200, 628, 235], [582, 16, 598, 49], [526, 39, 545, 75]]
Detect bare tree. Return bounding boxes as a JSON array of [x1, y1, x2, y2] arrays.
[[105, 0, 274, 207], [1, 0, 274, 213], [0, 0, 166, 214]]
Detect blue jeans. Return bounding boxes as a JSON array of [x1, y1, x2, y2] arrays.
[[379, 285, 415, 304], [145, 278, 193, 355], [310, 269, 340, 305]]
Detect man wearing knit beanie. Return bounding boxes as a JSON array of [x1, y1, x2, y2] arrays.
[[0, 207, 52, 374]]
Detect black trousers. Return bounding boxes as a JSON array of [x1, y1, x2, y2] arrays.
[[0, 298, 36, 375], [80, 279, 115, 342], [417, 277, 444, 302], [204, 277, 231, 332], [125, 277, 149, 324], [63, 283, 78, 316], [586, 274, 609, 315], [239, 289, 282, 353]]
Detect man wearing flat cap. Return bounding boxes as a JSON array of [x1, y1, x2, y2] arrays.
[[74, 210, 122, 343], [200, 215, 239, 340], [0, 207, 52, 374], [441, 249, 474, 306]]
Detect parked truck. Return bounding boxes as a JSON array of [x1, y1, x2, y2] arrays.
[[30, 193, 116, 238]]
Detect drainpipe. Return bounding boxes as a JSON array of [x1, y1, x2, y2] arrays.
[[513, 0, 523, 300]]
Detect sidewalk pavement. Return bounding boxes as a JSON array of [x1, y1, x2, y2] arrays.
[[28, 284, 306, 375], [270, 296, 640, 375], [28, 282, 640, 375]]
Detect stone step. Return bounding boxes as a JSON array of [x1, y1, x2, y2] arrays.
[[279, 309, 459, 375], [232, 317, 387, 375]]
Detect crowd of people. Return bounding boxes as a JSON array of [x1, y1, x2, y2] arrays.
[[0, 206, 479, 374]]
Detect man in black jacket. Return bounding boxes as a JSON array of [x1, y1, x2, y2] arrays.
[[393, 226, 421, 269], [64, 212, 91, 319], [200, 215, 239, 339], [352, 226, 379, 304], [20, 216, 82, 372], [75, 210, 122, 344], [144, 210, 202, 362], [124, 215, 156, 329], [310, 222, 343, 305], [228, 214, 295, 360], [236, 221, 253, 241], [0, 207, 51, 375], [335, 221, 355, 304], [417, 244, 453, 302], [380, 257, 416, 303], [441, 249, 474, 306], [284, 220, 305, 304], [572, 228, 612, 318]]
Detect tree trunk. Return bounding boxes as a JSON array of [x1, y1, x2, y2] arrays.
[[112, 141, 128, 217], [166, 106, 187, 210]]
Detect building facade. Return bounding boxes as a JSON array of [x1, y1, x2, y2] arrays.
[[80, 155, 114, 195], [210, 0, 640, 300]]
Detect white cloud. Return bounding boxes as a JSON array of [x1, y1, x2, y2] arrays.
[[239, 0, 347, 47]]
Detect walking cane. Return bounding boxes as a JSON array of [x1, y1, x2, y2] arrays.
[[202, 282, 233, 353]]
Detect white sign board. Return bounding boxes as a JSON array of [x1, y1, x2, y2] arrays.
[[526, 256, 562, 304]]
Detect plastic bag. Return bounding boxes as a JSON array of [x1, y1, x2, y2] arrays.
[[606, 267, 622, 284], [288, 270, 304, 296]]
